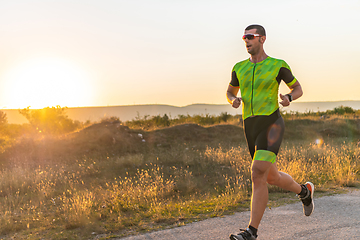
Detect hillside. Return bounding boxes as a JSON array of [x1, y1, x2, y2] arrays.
[[2, 116, 359, 166], [0, 116, 359, 239], [1, 121, 245, 166], [2, 101, 360, 124]]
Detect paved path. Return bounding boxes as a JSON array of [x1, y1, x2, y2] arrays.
[[120, 189, 360, 240]]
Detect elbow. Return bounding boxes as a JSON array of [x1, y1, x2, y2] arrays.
[[226, 92, 232, 105], [298, 86, 303, 98], [293, 84, 303, 99]]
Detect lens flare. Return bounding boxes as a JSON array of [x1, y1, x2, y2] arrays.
[[315, 138, 324, 146]]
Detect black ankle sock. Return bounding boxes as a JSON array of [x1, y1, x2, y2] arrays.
[[298, 184, 308, 198], [248, 225, 258, 236]]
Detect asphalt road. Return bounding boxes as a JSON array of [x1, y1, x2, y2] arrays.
[[120, 189, 360, 240]]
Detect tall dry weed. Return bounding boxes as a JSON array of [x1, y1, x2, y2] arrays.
[[0, 138, 359, 238], [278, 142, 360, 186]]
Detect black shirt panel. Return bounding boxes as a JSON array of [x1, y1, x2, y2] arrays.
[[230, 71, 239, 87], [276, 67, 295, 85]]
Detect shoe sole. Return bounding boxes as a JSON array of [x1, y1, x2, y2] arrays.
[[229, 235, 250, 240], [229, 234, 256, 240], [304, 181, 314, 216]]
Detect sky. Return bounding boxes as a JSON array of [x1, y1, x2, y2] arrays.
[[0, 0, 359, 109]]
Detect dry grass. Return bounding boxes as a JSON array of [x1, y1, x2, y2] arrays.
[[0, 117, 359, 239], [278, 142, 360, 186]]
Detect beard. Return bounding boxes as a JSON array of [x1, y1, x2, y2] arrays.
[[247, 46, 258, 55], [246, 39, 261, 55]]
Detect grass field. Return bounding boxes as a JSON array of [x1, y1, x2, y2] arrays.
[[0, 111, 359, 239]]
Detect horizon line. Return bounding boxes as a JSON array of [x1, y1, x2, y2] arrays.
[[2, 100, 360, 110]]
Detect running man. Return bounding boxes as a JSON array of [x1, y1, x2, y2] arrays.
[[226, 24, 314, 240]]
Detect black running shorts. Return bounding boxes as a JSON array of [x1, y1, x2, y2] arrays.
[[244, 109, 285, 163]]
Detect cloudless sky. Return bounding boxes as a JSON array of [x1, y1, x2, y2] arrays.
[[0, 0, 359, 109]]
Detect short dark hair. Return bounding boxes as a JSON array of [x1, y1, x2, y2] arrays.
[[245, 24, 266, 36]]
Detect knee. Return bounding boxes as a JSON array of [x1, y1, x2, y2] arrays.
[[251, 166, 268, 185]]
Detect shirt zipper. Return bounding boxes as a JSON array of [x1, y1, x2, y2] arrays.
[[251, 63, 256, 116]]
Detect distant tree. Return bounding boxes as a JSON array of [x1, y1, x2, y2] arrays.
[[152, 114, 170, 127], [219, 112, 231, 123], [0, 111, 7, 126], [101, 116, 121, 124], [331, 106, 355, 115], [19, 106, 81, 135]]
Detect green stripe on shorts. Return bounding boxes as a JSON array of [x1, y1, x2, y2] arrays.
[[253, 150, 276, 163]]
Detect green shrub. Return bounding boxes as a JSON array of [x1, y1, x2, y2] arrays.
[[19, 106, 82, 135], [0, 111, 7, 126]]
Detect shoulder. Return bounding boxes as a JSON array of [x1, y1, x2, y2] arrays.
[[266, 56, 287, 64], [267, 57, 290, 68], [232, 59, 250, 71]]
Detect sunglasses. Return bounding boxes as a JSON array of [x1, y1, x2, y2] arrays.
[[242, 34, 262, 40]]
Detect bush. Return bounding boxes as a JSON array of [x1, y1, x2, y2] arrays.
[[152, 114, 170, 127], [282, 105, 359, 119], [219, 112, 231, 123], [331, 106, 355, 115], [0, 111, 7, 126], [19, 106, 82, 135]]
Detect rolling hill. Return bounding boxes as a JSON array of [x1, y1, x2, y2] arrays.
[[2, 101, 360, 124]]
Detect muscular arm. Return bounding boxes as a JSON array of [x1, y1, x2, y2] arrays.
[[279, 80, 303, 107], [226, 85, 242, 108]]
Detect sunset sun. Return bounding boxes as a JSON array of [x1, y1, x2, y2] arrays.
[[2, 57, 93, 109]]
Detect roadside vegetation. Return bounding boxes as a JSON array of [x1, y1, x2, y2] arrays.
[[0, 106, 359, 239]]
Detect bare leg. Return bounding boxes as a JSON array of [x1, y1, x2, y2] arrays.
[[267, 163, 301, 194], [248, 160, 272, 229], [248, 161, 302, 229]]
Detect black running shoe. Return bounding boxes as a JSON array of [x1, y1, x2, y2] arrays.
[[299, 182, 314, 216], [229, 228, 257, 240]]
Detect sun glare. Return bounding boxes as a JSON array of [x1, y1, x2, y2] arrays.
[[1, 57, 93, 109]]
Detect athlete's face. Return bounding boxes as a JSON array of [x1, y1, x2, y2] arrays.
[[243, 29, 264, 55]]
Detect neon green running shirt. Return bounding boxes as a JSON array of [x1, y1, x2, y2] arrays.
[[230, 56, 297, 120]]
